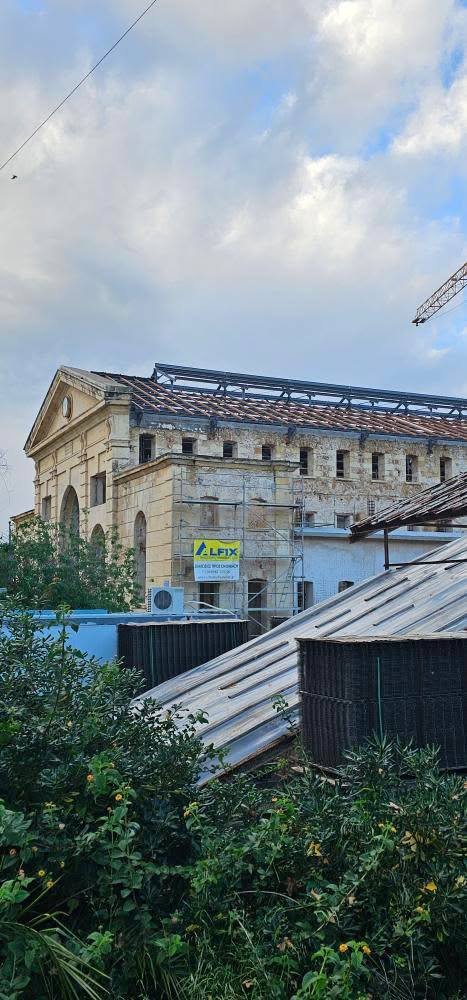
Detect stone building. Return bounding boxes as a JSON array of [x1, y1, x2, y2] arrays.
[[23, 362, 467, 630]]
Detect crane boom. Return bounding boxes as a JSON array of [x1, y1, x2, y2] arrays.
[[412, 260, 467, 325]]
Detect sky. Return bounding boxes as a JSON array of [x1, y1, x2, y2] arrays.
[[1, 0, 467, 530]]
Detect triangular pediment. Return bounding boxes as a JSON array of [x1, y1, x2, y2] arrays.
[[25, 367, 129, 455]]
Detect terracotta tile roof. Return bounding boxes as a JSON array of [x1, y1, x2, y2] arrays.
[[94, 371, 467, 442], [351, 471, 467, 538]]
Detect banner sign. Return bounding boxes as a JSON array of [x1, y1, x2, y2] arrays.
[[193, 538, 241, 581]]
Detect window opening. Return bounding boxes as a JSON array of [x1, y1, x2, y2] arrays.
[[182, 437, 195, 455], [336, 514, 350, 529], [406, 455, 417, 483], [336, 450, 349, 479], [199, 581, 219, 609], [90, 473, 106, 507], [139, 434, 154, 464], [439, 457, 452, 482], [372, 453, 383, 480], [299, 448, 309, 475], [41, 496, 52, 522]]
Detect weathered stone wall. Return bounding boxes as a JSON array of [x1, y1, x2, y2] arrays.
[[26, 373, 467, 620]]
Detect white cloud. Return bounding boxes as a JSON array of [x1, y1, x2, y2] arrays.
[[394, 74, 467, 156], [1, 0, 467, 527]]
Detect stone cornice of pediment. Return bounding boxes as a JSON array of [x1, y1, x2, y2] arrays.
[[25, 367, 131, 457]]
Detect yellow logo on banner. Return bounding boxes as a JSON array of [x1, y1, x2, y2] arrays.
[[194, 539, 241, 563]]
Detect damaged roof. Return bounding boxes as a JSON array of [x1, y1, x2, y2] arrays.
[[94, 364, 467, 441], [133, 534, 467, 777], [351, 472, 467, 539]]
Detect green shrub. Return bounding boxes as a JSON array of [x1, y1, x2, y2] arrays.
[[0, 607, 465, 998], [1, 518, 139, 611], [176, 741, 466, 1000], [0, 608, 212, 997]]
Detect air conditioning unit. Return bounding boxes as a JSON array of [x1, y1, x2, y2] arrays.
[[147, 586, 185, 616]]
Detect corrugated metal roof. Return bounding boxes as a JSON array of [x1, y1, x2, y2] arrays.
[[133, 534, 467, 776], [351, 472, 467, 538], [95, 370, 467, 441]]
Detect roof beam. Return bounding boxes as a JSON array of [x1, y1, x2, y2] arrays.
[[152, 362, 467, 419]]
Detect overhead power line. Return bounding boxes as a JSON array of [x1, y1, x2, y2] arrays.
[[0, 0, 160, 174]]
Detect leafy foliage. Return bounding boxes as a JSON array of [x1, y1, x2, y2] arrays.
[[0, 608, 465, 998], [0, 608, 212, 997], [1, 517, 139, 610], [175, 741, 467, 1000]]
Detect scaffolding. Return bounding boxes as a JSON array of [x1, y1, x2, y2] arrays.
[[170, 465, 305, 632]]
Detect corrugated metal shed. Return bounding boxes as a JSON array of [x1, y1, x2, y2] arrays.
[[351, 472, 467, 538], [133, 535, 467, 775]]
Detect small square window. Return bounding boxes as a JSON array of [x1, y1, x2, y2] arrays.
[[139, 434, 154, 464], [41, 496, 52, 521], [90, 473, 106, 507], [223, 441, 236, 459], [182, 437, 195, 455], [338, 580, 354, 592], [336, 450, 350, 479], [262, 445, 272, 462], [336, 514, 350, 529]]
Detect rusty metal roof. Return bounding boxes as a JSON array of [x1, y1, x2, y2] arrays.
[[94, 366, 467, 441], [351, 472, 467, 540], [133, 534, 467, 778]]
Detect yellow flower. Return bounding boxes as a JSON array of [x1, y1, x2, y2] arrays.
[[59, 861, 65, 869], [338, 943, 349, 954], [424, 881, 437, 893], [115, 793, 123, 802], [38, 870, 46, 878], [307, 841, 322, 857], [454, 876, 465, 889], [415, 906, 426, 914], [86, 774, 94, 783], [46, 880, 54, 889], [32, 846, 38, 853], [362, 945, 371, 956]]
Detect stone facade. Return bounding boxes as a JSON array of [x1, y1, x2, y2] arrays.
[[23, 365, 467, 628]]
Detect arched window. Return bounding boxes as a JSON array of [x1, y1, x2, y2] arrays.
[[248, 498, 267, 529], [90, 524, 105, 561], [134, 512, 147, 599], [60, 486, 80, 535], [200, 496, 219, 529]]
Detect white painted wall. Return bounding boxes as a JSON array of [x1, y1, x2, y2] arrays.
[[300, 528, 463, 606]]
